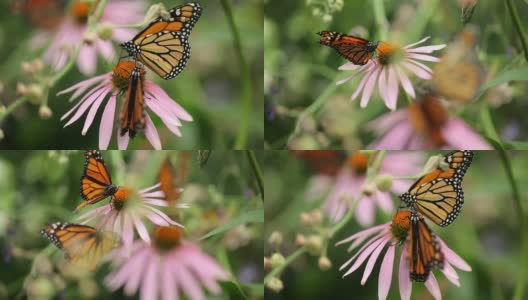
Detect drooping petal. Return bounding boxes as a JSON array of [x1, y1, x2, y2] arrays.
[[425, 274, 442, 300], [99, 94, 116, 149], [441, 119, 492, 150], [361, 237, 389, 284], [378, 245, 395, 300], [403, 36, 431, 49], [398, 243, 411, 300], [395, 66, 416, 98]]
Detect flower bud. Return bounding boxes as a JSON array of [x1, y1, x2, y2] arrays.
[[295, 233, 306, 246], [0, 129, 4, 141], [318, 256, 332, 271], [268, 231, 283, 247], [375, 174, 393, 192], [26, 84, 44, 105], [362, 182, 376, 197], [305, 235, 323, 256], [39, 106, 53, 119], [269, 253, 285, 268], [266, 277, 283, 293], [300, 212, 311, 225], [264, 257, 272, 270], [310, 209, 323, 224], [83, 31, 96, 45], [97, 23, 113, 40]]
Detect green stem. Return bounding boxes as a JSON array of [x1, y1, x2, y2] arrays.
[[246, 150, 264, 201], [264, 247, 307, 284], [498, 149, 527, 300], [287, 80, 339, 145], [0, 96, 28, 124], [505, 0, 528, 62], [372, 0, 388, 40], [221, 0, 251, 149], [479, 103, 501, 143]]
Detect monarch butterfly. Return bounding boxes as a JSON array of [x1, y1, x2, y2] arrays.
[[76, 150, 129, 212], [119, 62, 146, 138], [120, 2, 202, 79], [40, 222, 120, 270], [408, 211, 444, 282], [400, 150, 474, 227], [391, 211, 444, 282], [317, 31, 379, 65], [158, 158, 183, 203]]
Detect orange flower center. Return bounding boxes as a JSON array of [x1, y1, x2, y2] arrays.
[[111, 61, 145, 90], [408, 94, 448, 147], [377, 42, 402, 65], [153, 226, 183, 250], [346, 152, 369, 175], [71, 0, 98, 24], [111, 186, 134, 210], [391, 211, 411, 242]]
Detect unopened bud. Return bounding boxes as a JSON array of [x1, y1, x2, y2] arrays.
[[362, 182, 376, 197], [39, 106, 52, 119], [295, 233, 306, 246], [310, 209, 323, 224], [375, 174, 393, 192], [300, 212, 311, 225], [97, 23, 113, 40], [268, 231, 283, 247], [16, 82, 27, 95], [270, 253, 285, 268], [318, 256, 332, 270], [264, 257, 271, 270], [26, 84, 44, 105], [0, 129, 4, 140], [266, 277, 283, 293], [305, 235, 323, 256], [83, 31, 96, 45]]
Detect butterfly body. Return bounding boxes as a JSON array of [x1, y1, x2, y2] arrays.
[[400, 150, 473, 227], [119, 64, 146, 138], [318, 31, 378, 65], [120, 2, 202, 79]]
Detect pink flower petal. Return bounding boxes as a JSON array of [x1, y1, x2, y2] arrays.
[[386, 67, 399, 110], [339, 62, 362, 71], [377, 66, 388, 102], [82, 90, 108, 135], [373, 190, 393, 213], [162, 255, 178, 300], [144, 114, 162, 150], [395, 66, 416, 98], [96, 40, 116, 62], [117, 128, 130, 150], [131, 213, 151, 242], [77, 45, 97, 75], [336, 223, 387, 246], [425, 273, 442, 300], [140, 253, 158, 300], [406, 44, 446, 53], [441, 119, 491, 150], [344, 235, 387, 276], [378, 245, 395, 300], [64, 86, 110, 127], [57, 73, 109, 96], [404, 36, 431, 49], [441, 261, 461, 286], [368, 120, 415, 150], [361, 237, 389, 284], [340, 231, 387, 271], [403, 61, 431, 80], [351, 66, 374, 101], [172, 260, 205, 300], [122, 246, 151, 294], [355, 196, 376, 227], [438, 239, 472, 271], [99, 94, 116, 149], [145, 82, 193, 121], [61, 81, 109, 121], [360, 66, 381, 108], [407, 53, 442, 62], [365, 109, 407, 134], [399, 243, 411, 300]]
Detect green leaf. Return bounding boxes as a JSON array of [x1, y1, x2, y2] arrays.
[[200, 209, 263, 240], [219, 281, 248, 300], [476, 67, 528, 99]]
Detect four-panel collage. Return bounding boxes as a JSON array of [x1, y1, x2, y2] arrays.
[[1, 0, 528, 299]]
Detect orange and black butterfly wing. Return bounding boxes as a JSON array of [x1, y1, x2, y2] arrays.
[[77, 150, 117, 211], [158, 158, 181, 202], [401, 150, 473, 226], [119, 64, 145, 138], [40, 222, 120, 270], [318, 31, 378, 65], [120, 2, 202, 79], [408, 212, 444, 282]]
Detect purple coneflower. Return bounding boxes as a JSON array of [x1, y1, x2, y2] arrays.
[[306, 152, 422, 227], [58, 61, 193, 149], [366, 94, 491, 150], [105, 226, 229, 300], [337, 36, 446, 110], [34, 0, 144, 75], [337, 211, 471, 300], [77, 183, 187, 249]]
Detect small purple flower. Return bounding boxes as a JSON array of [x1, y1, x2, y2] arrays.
[[105, 226, 229, 300], [76, 183, 187, 249], [34, 0, 145, 75], [366, 95, 492, 150], [337, 37, 446, 110], [306, 152, 423, 227], [337, 214, 471, 300], [57, 61, 193, 149]]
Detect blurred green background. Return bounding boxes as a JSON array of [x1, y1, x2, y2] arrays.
[[0, 150, 263, 299], [264, 150, 528, 300], [0, 0, 263, 149], [264, 0, 528, 149]]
